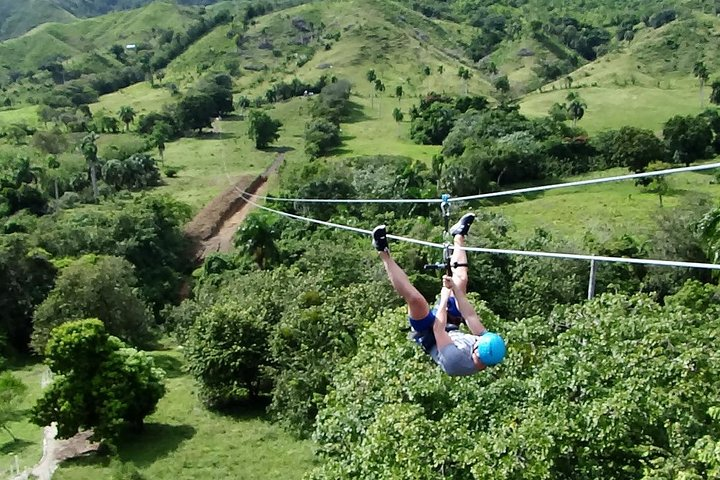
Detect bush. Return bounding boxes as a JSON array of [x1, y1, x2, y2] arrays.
[[31, 255, 155, 353], [304, 118, 341, 158], [31, 319, 165, 444], [184, 300, 275, 407]]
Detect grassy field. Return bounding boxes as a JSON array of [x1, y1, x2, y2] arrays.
[[338, 94, 441, 162], [53, 349, 315, 480], [519, 85, 704, 134], [486, 166, 720, 243], [0, 361, 46, 478], [155, 99, 307, 212]]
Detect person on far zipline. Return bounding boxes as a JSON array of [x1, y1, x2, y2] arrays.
[[372, 213, 506, 376]]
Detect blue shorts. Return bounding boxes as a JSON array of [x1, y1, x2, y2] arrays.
[[409, 309, 437, 353]]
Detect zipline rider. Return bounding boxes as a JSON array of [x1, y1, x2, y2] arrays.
[[372, 213, 506, 376]]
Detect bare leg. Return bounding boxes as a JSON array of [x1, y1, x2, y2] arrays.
[[378, 251, 430, 320], [450, 235, 469, 294]]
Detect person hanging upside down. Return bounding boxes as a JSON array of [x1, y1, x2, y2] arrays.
[[372, 213, 506, 376]]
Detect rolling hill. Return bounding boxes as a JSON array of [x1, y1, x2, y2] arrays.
[[0, 0, 220, 41]]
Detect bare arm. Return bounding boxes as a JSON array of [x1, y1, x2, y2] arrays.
[[433, 286, 454, 349], [444, 275, 487, 336]]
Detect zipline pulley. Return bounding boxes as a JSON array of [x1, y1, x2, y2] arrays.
[[424, 194, 467, 276]]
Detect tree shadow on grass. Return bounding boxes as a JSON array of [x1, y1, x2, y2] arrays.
[[60, 423, 196, 469], [117, 423, 196, 466], [344, 101, 371, 123], [264, 146, 295, 154], [196, 131, 236, 140], [149, 353, 184, 379], [214, 396, 272, 422], [0, 438, 33, 455]]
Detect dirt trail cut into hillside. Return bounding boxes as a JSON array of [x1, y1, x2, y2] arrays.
[[185, 154, 285, 263]]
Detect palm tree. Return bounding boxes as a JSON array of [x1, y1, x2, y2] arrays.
[[693, 61, 710, 108], [565, 92, 587, 127], [374, 79, 385, 116], [392, 107, 404, 136], [118, 106, 136, 132], [80, 132, 99, 200], [457, 67, 472, 95], [47, 156, 61, 200], [234, 212, 279, 269], [366, 69, 377, 107]]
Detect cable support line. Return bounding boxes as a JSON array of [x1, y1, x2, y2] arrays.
[[460, 246, 720, 271], [237, 190, 720, 272], [238, 192, 442, 249], [234, 161, 720, 205], [449, 161, 720, 202]]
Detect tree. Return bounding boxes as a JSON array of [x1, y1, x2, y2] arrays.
[[643, 161, 671, 206], [493, 75, 510, 95], [177, 92, 215, 133], [32, 131, 67, 200], [118, 106, 136, 132], [0, 235, 56, 352], [309, 293, 720, 479], [0, 371, 27, 440], [395, 85, 403, 102], [3, 124, 27, 145], [184, 300, 274, 406], [710, 79, 720, 106], [548, 102, 568, 121], [663, 115, 713, 164], [437, 65, 444, 75], [565, 91, 586, 127], [304, 118, 341, 158], [392, 107, 404, 123], [693, 61, 710, 108], [457, 66, 472, 95], [366, 69, 377, 107], [80, 131, 99, 200], [110, 44, 125, 62], [593, 126, 665, 173], [423, 65, 431, 76], [234, 211, 279, 268], [248, 110, 282, 149], [98, 114, 120, 134], [31, 255, 155, 354], [374, 79, 385, 116], [30, 319, 165, 444]]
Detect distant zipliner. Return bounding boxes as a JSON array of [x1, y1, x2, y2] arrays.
[[372, 213, 506, 376]]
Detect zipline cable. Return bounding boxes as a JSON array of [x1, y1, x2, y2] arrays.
[[238, 192, 443, 249], [237, 191, 720, 271], [451, 161, 720, 202], [235, 161, 720, 204]]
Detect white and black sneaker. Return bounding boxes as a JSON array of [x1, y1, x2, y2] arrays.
[[372, 225, 389, 252], [449, 213, 475, 237]]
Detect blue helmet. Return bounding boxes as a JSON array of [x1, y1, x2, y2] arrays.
[[476, 332, 506, 366]]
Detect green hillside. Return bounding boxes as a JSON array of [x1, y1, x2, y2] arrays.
[[0, 0, 76, 41], [0, 2, 202, 74], [0, 0, 221, 41], [164, 0, 493, 95]]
